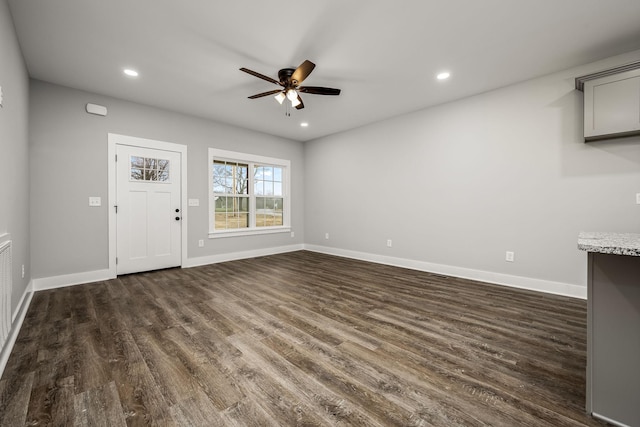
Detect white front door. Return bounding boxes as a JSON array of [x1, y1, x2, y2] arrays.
[[116, 144, 182, 275]]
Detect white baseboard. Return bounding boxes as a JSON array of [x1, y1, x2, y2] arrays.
[[28, 243, 586, 301], [0, 280, 34, 379], [304, 244, 587, 299], [32, 269, 114, 291], [30, 244, 305, 291], [184, 244, 305, 268]]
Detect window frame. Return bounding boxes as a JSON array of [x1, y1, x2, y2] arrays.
[[208, 148, 291, 238]]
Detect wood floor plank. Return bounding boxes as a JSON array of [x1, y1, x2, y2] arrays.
[[219, 397, 281, 427], [73, 381, 128, 427], [228, 331, 385, 427], [129, 326, 199, 406], [170, 388, 227, 426], [72, 322, 113, 394], [106, 330, 175, 425], [242, 300, 494, 426], [162, 326, 244, 411], [0, 371, 34, 426], [0, 251, 607, 426], [24, 374, 75, 426], [226, 342, 328, 426]]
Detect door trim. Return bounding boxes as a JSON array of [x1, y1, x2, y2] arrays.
[[108, 133, 188, 279]]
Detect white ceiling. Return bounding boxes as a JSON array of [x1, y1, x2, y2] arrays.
[[8, 0, 640, 142]]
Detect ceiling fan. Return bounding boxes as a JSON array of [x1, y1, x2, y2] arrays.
[[240, 60, 341, 110]]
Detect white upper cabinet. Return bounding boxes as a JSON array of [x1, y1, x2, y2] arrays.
[[582, 68, 640, 141]]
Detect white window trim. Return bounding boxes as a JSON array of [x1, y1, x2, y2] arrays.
[[208, 148, 291, 238]]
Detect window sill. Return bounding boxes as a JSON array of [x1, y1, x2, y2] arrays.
[[208, 226, 291, 239]]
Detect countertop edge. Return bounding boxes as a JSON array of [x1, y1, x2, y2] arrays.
[[578, 232, 640, 257]]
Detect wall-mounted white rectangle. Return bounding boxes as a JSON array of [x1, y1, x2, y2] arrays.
[[89, 197, 101, 207], [188, 198, 200, 207], [86, 103, 107, 116], [583, 68, 640, 141]]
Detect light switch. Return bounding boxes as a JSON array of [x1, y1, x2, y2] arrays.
[[188, 198, 200, 207], [89, 197, 101, 207]]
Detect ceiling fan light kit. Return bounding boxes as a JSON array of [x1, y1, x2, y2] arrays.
[[240, 60, 341, 114], [286, 89, 298, 102], [274, 92, 286, 104]]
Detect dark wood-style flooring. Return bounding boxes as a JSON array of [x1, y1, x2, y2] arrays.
[[0, 251, 606, 426]]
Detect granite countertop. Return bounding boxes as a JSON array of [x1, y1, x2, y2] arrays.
[[578, 232, 640, 256]]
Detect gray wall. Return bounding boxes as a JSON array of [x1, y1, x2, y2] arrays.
[[29, 80, 304, 279], [304, 51, 640, 290], [0, 0, 30, 313]]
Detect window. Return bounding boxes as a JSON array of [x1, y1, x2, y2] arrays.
[[212, 160, 249, 229], [130, 156, 170, 182], [209, 148, 290, 237]]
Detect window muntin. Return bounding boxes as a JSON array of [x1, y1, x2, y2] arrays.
[[209, 149, 290, 237]]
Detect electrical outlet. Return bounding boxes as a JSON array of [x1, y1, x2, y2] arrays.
[[636, 193, 640, 204], [290, 231, 295, 238], [188, 198, 200, 207], [325, 233, 329, 240], [21, 264, 25, 278], [0, 85, 3, 108], [505, 251, 515, 262], [387, 239, 392, 248], [89, 196, 101, 207], [198, 239, 204, 247]]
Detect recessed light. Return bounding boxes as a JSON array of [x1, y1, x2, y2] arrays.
[[300, 122, 309, 127], [437, 72, 450, 80], [123, 69, 139, 77]]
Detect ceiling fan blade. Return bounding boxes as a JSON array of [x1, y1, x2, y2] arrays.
[[295, 96, 305, 110], [248, 89, 283, 99], [239, 67, 282, 86], [291, 60, 315, 85], [299, 86, 341, 96]]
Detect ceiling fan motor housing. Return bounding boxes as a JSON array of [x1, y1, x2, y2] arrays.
[[278, 68, 296, 85]]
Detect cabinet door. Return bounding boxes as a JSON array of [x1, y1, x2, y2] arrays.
[[584, 68, 640, 141]]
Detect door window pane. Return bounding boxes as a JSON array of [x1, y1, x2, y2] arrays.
[[130, 156, 170, 182]]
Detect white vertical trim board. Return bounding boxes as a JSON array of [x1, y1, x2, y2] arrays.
[[108, 133, 188, 278], [304, 244, 587, 299], [0, 235, 12, 352], [0, 280, 33, 381]]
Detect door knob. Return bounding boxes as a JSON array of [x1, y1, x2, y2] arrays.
[[175, 216, 181, 221], [175, 208, 180, 213]]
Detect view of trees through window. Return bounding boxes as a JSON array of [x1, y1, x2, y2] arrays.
[[213, 161, 249, 229], [254, 165, 283, 227], [212, 160, 283, 230]]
